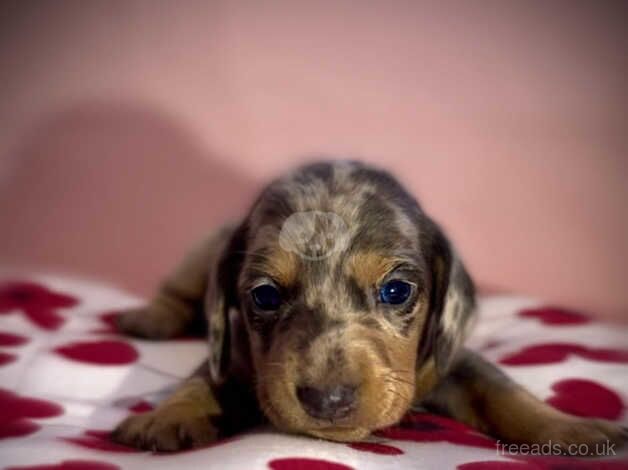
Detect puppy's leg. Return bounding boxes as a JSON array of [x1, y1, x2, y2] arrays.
[[420, 350, 627, 452], [116, 225, 235, 339], [112, 367, 221, 451]]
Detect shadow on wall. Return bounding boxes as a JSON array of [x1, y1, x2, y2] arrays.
[[0, 102, 259, 295]]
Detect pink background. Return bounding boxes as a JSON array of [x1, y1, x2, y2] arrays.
[[0, 1, 626, 320]]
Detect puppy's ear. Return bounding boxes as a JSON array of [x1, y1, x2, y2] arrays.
[[417, 218, 476, 376], [206, 222, 248, 385]]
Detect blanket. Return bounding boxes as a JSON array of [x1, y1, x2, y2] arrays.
[[1, 274, 627, 470]]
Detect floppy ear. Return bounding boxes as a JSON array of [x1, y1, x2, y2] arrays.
[[206, 222, 248, 385], [417, 218, 476, 376]]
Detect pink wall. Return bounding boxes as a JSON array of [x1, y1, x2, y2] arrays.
[[1, 1, 626, 320]]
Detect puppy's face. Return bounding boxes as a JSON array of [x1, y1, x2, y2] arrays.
[[235, 163, 433, 441], [207, 161, 474, 441]]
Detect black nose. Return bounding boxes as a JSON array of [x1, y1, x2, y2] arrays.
[[296, 384, 356, 420]]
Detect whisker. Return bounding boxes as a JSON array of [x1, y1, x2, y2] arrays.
[[385, 387, 410, 403], [383, 380, 414, 391], [383, 375, 415, 386]]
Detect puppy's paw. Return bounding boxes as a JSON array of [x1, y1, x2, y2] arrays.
[[111, 403, 219, 451], [115, 306, 185, 339], [539, 417, 627, 456]]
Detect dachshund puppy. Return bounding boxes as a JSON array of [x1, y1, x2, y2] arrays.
[[112, 161, 627, 452]]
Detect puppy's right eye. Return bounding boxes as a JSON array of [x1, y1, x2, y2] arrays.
[[251, 284, 282, 311]]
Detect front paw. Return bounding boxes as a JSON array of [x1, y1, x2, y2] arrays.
[[111, 403, 219, 452], [539, 417, 628, 456]]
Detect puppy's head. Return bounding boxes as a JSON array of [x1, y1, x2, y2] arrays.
[[206, 161, 475, 441]]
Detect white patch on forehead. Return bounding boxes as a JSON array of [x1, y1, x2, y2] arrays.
[[276, 162, 377, 262], [334, 162, 419, 249], [246, 161, 422, 316], [284, 177, 328, 213], [279, 210, 351, 261]]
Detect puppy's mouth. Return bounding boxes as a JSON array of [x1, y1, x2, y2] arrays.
[[256, 337, 416, 442], [258, 372, 412, 443]]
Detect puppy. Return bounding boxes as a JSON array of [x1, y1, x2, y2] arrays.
[[112, 160, 627, 452]]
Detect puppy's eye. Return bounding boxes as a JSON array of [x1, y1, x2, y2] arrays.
[[251, 284, 282, 311], [379, 280, 412, 305]]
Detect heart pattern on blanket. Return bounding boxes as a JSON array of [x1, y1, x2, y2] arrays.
[[348, 442, 404, 455], [0, 351, 17, 366], [269, 458, 354, 470], [53, 340, 139, 365], [0, 281, 78, 330], [128, 400, 154, 413], [91, 311, 121, 335], [499, 343, 628, 366], [546, 378, 624, 420], [5, 460, 121, 470], [375, 412, 496, 449], [0, 388, 63, 439], [0, 331, 29, 347], [518, 306, 591, 325], [1, 277, 627, 469]]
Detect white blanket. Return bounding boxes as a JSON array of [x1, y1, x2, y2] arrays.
[[1, 274, 627, 469]]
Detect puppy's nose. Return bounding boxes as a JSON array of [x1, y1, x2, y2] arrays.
[[296, 384, 356, 420]]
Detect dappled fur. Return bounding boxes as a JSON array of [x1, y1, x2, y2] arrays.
[[112, 161, 627, 453]]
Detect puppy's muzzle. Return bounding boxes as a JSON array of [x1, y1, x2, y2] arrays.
[[296, 384, 357, 420]]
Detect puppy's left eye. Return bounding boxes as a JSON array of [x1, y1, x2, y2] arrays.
[[251, 284, 282, 311], [379, 280, 412, 305]]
